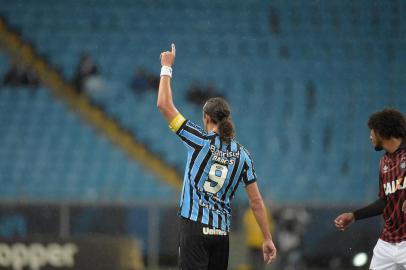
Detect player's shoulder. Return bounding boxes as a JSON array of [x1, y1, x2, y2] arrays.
[[184, 119, 210, 136], [234, 141, 252, 159], [380, 154, 389, 163]]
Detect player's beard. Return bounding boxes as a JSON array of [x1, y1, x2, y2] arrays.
[[374, 138, 384, 151], [374, 145, 383, 151]]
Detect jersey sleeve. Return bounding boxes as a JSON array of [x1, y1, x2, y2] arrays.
[[168, 113, 207, 147], [241, 148, 257, 186]]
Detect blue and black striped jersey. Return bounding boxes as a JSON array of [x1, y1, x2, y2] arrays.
[[169, 114, 257, 231]]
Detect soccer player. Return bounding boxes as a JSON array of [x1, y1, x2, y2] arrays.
[[334, 108, 406, 270], [157, 44, 277, 270]]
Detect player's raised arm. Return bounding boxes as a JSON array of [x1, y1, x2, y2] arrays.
[[157, 43, 180, 122]]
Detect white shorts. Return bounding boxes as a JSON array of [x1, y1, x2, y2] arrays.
[[370, 239, 406, 270]]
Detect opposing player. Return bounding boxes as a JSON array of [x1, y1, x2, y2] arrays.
[[334, 108, 406, 270], [157, 44, 277, 270]]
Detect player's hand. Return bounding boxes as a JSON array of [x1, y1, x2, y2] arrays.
[[160, 43, 176, 67], [263, 238, 277, 264], [334, 212, 355, 231]]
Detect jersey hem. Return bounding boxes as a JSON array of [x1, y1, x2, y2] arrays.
[[379, 236, 406, 244], [245, 179, 257, 187]]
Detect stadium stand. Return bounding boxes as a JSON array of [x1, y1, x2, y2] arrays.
[[0, 0, 405, 203], [0, 85, 176, 202]]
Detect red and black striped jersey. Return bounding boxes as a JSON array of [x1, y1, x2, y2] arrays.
[[378, 141, 406, 243]]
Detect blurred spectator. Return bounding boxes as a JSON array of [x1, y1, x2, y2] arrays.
[[305, 80, 316, 117], [185, 82, 223, 106], [323, 124, 332, 152], [3, 60, 39, 87], [269, 6, 280, 34], [73, 53, 104, 94], [146, 73, 160, 91], [129, 67, 161, 96], [130, 68, 152, 95], [243, 207, 275, 270], [275, 207, 310, 270]]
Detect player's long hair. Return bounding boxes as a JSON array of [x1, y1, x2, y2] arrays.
[[368, 108, 406, 139], [203, 97, 235, 143]]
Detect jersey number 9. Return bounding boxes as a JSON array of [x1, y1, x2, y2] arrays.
[[203, 163, 228, 194]]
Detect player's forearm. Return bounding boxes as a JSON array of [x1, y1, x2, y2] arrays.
[[157, 76, 178, 121], [249, 198, 273, 241], [353, 198, 386, 220], [157, 76, 174, 110]]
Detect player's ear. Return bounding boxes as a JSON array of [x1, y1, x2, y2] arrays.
[[205, 114, 214, 124]]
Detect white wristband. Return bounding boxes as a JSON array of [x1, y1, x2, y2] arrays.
[[160, 66, 172, 78]]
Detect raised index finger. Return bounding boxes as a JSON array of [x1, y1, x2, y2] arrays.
[[171, 43, 176, 57]]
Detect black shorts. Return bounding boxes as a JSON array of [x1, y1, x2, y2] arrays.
[[178, 217, 229, 270]]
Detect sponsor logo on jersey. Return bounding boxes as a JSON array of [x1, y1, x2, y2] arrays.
[[202, 227, 227, 236], [210, 145, 239, 165], [384, 176, 406, 195]]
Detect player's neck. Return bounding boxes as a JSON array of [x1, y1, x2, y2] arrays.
[[384, 138, 402, 154], [206, 122, 219, 134]]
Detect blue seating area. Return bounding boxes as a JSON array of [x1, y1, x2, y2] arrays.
[[0, 86, 176, 202], [0, 0, 405, 203]]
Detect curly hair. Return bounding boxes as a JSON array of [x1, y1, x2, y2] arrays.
[[367, 108, 406, 139], [203, 97, 235, 143]]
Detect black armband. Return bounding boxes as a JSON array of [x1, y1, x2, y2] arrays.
[[353, 198, 386, 220]]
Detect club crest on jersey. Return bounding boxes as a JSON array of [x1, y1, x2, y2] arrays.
[[400, 162, 406, 170]]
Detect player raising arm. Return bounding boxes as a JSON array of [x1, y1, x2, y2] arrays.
[[334, 108, 406, 270], [157, 44, 277, 270]]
